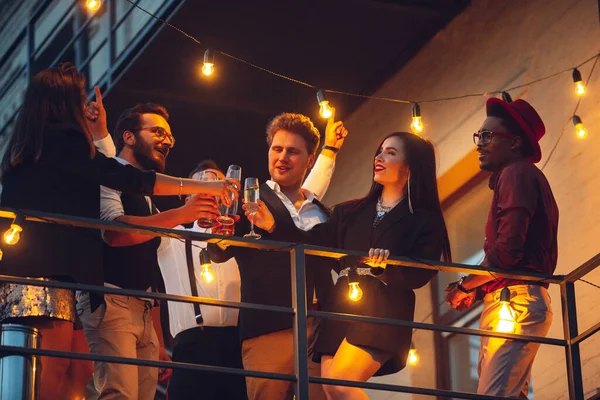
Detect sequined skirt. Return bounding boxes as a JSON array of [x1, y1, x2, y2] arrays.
[[0, 279, 77, 323]]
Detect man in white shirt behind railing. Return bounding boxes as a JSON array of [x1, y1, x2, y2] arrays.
[[160, 119, 343, 399]]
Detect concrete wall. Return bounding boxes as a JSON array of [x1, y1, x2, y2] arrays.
[[324, 0, 600, 398]]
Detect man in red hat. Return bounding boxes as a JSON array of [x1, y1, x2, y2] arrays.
[[444, 97, 558, 397]]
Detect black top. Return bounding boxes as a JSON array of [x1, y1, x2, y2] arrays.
[[103, 193, 162, 291], [209, 183, 334, 341], [0, 126, 156, 286]]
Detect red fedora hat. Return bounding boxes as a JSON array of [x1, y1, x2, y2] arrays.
[[486, 97, 545, 163]]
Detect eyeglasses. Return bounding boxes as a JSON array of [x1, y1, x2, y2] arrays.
[[137, 126, 176, 148], [472, 129, 514, 145]]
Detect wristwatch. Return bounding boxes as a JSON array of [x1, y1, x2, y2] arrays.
[[457, 276, 475, 294]]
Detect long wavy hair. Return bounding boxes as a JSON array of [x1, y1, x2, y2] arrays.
[[1, 62, 95, 179], [353, 132, 452, 262]]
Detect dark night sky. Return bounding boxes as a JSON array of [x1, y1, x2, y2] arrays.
[[101, 0, 469, 210]]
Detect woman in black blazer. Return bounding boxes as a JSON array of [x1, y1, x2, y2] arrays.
[[248, 131, 451, 399], [0, 63, 236, 400]]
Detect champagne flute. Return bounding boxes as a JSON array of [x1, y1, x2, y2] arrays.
[[216, 165, 241, 236], [243, 177, 261, 239], [195, 170, 218, 229]]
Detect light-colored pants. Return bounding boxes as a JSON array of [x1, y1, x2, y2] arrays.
[[477, 284, 553, 399], [77, 293, 159, 400], [242, 318, 326, 400]]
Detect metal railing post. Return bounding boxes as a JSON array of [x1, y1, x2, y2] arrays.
[[560, 281, 584, 399], [291, 245, 310, 400]]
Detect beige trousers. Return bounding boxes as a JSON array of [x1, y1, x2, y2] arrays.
[[477, 284, 553, 399], [78, 293, 159, 400], [242, 318, 326, 400]]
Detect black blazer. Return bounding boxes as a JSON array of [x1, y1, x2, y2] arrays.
[[209, 183, 334, 341], [0, 126, 156, 286], [279, 197, 444, 375]]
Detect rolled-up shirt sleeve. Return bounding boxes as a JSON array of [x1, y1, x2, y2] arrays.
[[100, 185, 124, 222], [93, 135, 116, 158], [487, 165, 538, 269], [302, 154, 335, 200]]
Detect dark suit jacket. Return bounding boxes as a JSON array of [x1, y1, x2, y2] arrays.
[[209, 183, 334, 341], [279, 197, 444, 375], [0, 126, 156, 286]]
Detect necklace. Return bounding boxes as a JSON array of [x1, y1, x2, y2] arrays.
[[376, 199, 393, 218]]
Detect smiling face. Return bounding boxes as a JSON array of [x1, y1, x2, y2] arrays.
[[268, 129, 315, 189], [373, 136, 409, 186], [130, 113, 173, 172], [476, 116, 523, 172]]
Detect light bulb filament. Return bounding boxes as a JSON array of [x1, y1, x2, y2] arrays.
[[575, 81, 586, 96], [411, 116, 424, 134], [319, 101, 333, 119], [201, 264, 214, 283], [86, 0, 101, 11], [407, 349, 418, 366], [496, 302, 515, 333], [576, 123, 587, 139], [202, 63, 214, 76], [3, 224, 22, 245], [348, 282, 363, 302]]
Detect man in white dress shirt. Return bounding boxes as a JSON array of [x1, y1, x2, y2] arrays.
[[209, 112, 347, 400]]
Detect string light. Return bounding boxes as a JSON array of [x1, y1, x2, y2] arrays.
[[572, 68, 586, 96], [0, 248, 3, 260], [202, 49, 215, 76], [3, 214, 23, 246], [347, 267, 363, 302], [573, 115, 587, 139], [85, 0, 102, 12], [199, 249, 215, 283], [496, 287, 515, 333], [407, 343, 419, 366], [410, 103, 423, 134], [316, 90, 334, 119]]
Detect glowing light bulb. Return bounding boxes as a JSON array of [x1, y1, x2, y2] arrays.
[[0, 248, 3, 261], [573, 69, 586, 97], [202, 49, 215, 76], [316, 90, 334, 119], [3, 223, 22, 245], [86, 0, 101, 12], [199, 249, 214, 283], [410, 103, 423, 134], [407, 348, 418, 366], [573, 115, 587, 139], [348, 282, 363, 302], [201, 264, 215, 283], [496, 287, 515, 333]]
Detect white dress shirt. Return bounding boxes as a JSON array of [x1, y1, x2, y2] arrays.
[[94, 135, 116, 158], [158, 155, 336, 336]]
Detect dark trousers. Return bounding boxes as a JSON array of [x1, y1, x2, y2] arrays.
[[167, 326, 247, 400]]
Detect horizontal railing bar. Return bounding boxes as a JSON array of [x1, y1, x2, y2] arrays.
[[572, 320, 600, 345], [304, 246, 563, 283], [309, 310, 566, 346], [309, 377, 512, 400], [0, 274, 293, 315], [0, 208, 564, 282], [0, 344, 295, 382], [564, 252, 600, 283]]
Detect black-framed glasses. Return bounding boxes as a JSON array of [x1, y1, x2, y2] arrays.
[[472, 129, 514, 145], [137, 126, 176, 148]]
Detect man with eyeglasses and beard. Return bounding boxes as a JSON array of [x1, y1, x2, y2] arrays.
[[444, 98, 558, 398], [78, 102, 220, 399]]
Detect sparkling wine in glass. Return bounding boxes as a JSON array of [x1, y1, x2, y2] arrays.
[[243, 177, 261, 239], [216, 165, 241, 236], [196, 170, 218, 229]]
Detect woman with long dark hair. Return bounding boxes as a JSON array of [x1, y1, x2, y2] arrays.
[[0, 63, 237, 400], [248, 131, 451, 399]]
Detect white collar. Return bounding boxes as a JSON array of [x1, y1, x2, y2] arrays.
[[266, 180, 315, 203]]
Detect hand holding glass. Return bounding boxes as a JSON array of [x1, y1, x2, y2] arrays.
[[216, 165, 241, 236]]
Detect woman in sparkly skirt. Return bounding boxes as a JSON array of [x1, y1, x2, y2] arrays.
[[248, 132, 452, 400], [0, 63, 237, 399]]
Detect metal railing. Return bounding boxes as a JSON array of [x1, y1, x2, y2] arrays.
[[0, 207, 596, 399]]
